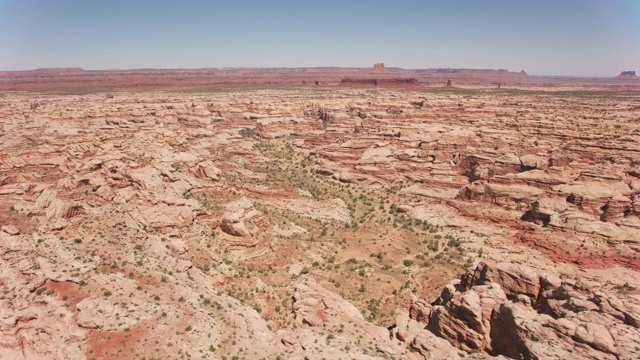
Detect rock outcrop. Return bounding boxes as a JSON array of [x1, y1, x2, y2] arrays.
[[399, 262, 640, 359], [370, 63, 391, 73], [279, 279, 406, 358]]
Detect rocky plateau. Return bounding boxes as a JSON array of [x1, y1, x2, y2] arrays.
[[1, 79, 639, 359]]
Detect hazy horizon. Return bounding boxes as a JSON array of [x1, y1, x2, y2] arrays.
[[1, 0, 638, 77]]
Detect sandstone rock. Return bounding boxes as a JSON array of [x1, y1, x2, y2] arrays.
[[429, 302, 486, 352], [463, 262, 541, 300], [409, 298, 433, 324], [526, 198, 568, 226], [192, 161, 222, 181], [411, 329, 461, 359], [1, 225, 20, 235], [457, 181, 543, 207], [410, 262, 638, 360], [495, 153, 522, 174], [557, 182, 632, 220], [520, 154, 548, 171], [293, 281, 362, 327], [288, 279, 404, 358], [139, 201, 198, 228], [393, 311, 426, 343], [219, 198, 261, 238], [489, 300, 551, 359], [76, 298, 107, 329], [427, 282, 506, 353], [573, 322, 617, 355]]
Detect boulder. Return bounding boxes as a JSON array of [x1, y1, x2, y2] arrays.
[[411, 330, 461, 359], [463, 262, 541, 300]]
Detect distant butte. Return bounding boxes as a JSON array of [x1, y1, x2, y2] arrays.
[[370, 63, 391, 73], [616, 70, 639, 79]]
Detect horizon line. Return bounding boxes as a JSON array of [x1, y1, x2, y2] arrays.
[[0, 65, 635, 79]]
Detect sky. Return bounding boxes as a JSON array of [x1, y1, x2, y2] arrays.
[[0, 0, 638, 76]]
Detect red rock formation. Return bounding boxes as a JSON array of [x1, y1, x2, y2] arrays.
[[370, 63, 391, 73], [402, 262, 640, 359]]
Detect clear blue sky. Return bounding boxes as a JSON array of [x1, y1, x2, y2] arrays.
[[0, 0, 638, 76]]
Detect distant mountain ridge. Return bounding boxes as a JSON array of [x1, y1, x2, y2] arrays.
[[1, 65, 638, 91], [2, 66, 634, 79], [2, 64, 527, 77]]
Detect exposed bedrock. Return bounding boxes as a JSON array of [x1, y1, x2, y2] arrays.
[[395, 262, 640, 359]]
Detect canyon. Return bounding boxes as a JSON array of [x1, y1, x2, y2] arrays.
[[1, 68, 640, 359]]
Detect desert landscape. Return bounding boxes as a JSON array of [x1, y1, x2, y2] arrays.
[[0, 66, 639, 359]]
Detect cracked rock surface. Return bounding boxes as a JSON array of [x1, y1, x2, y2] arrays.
[[0, 87, 639, 359]]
